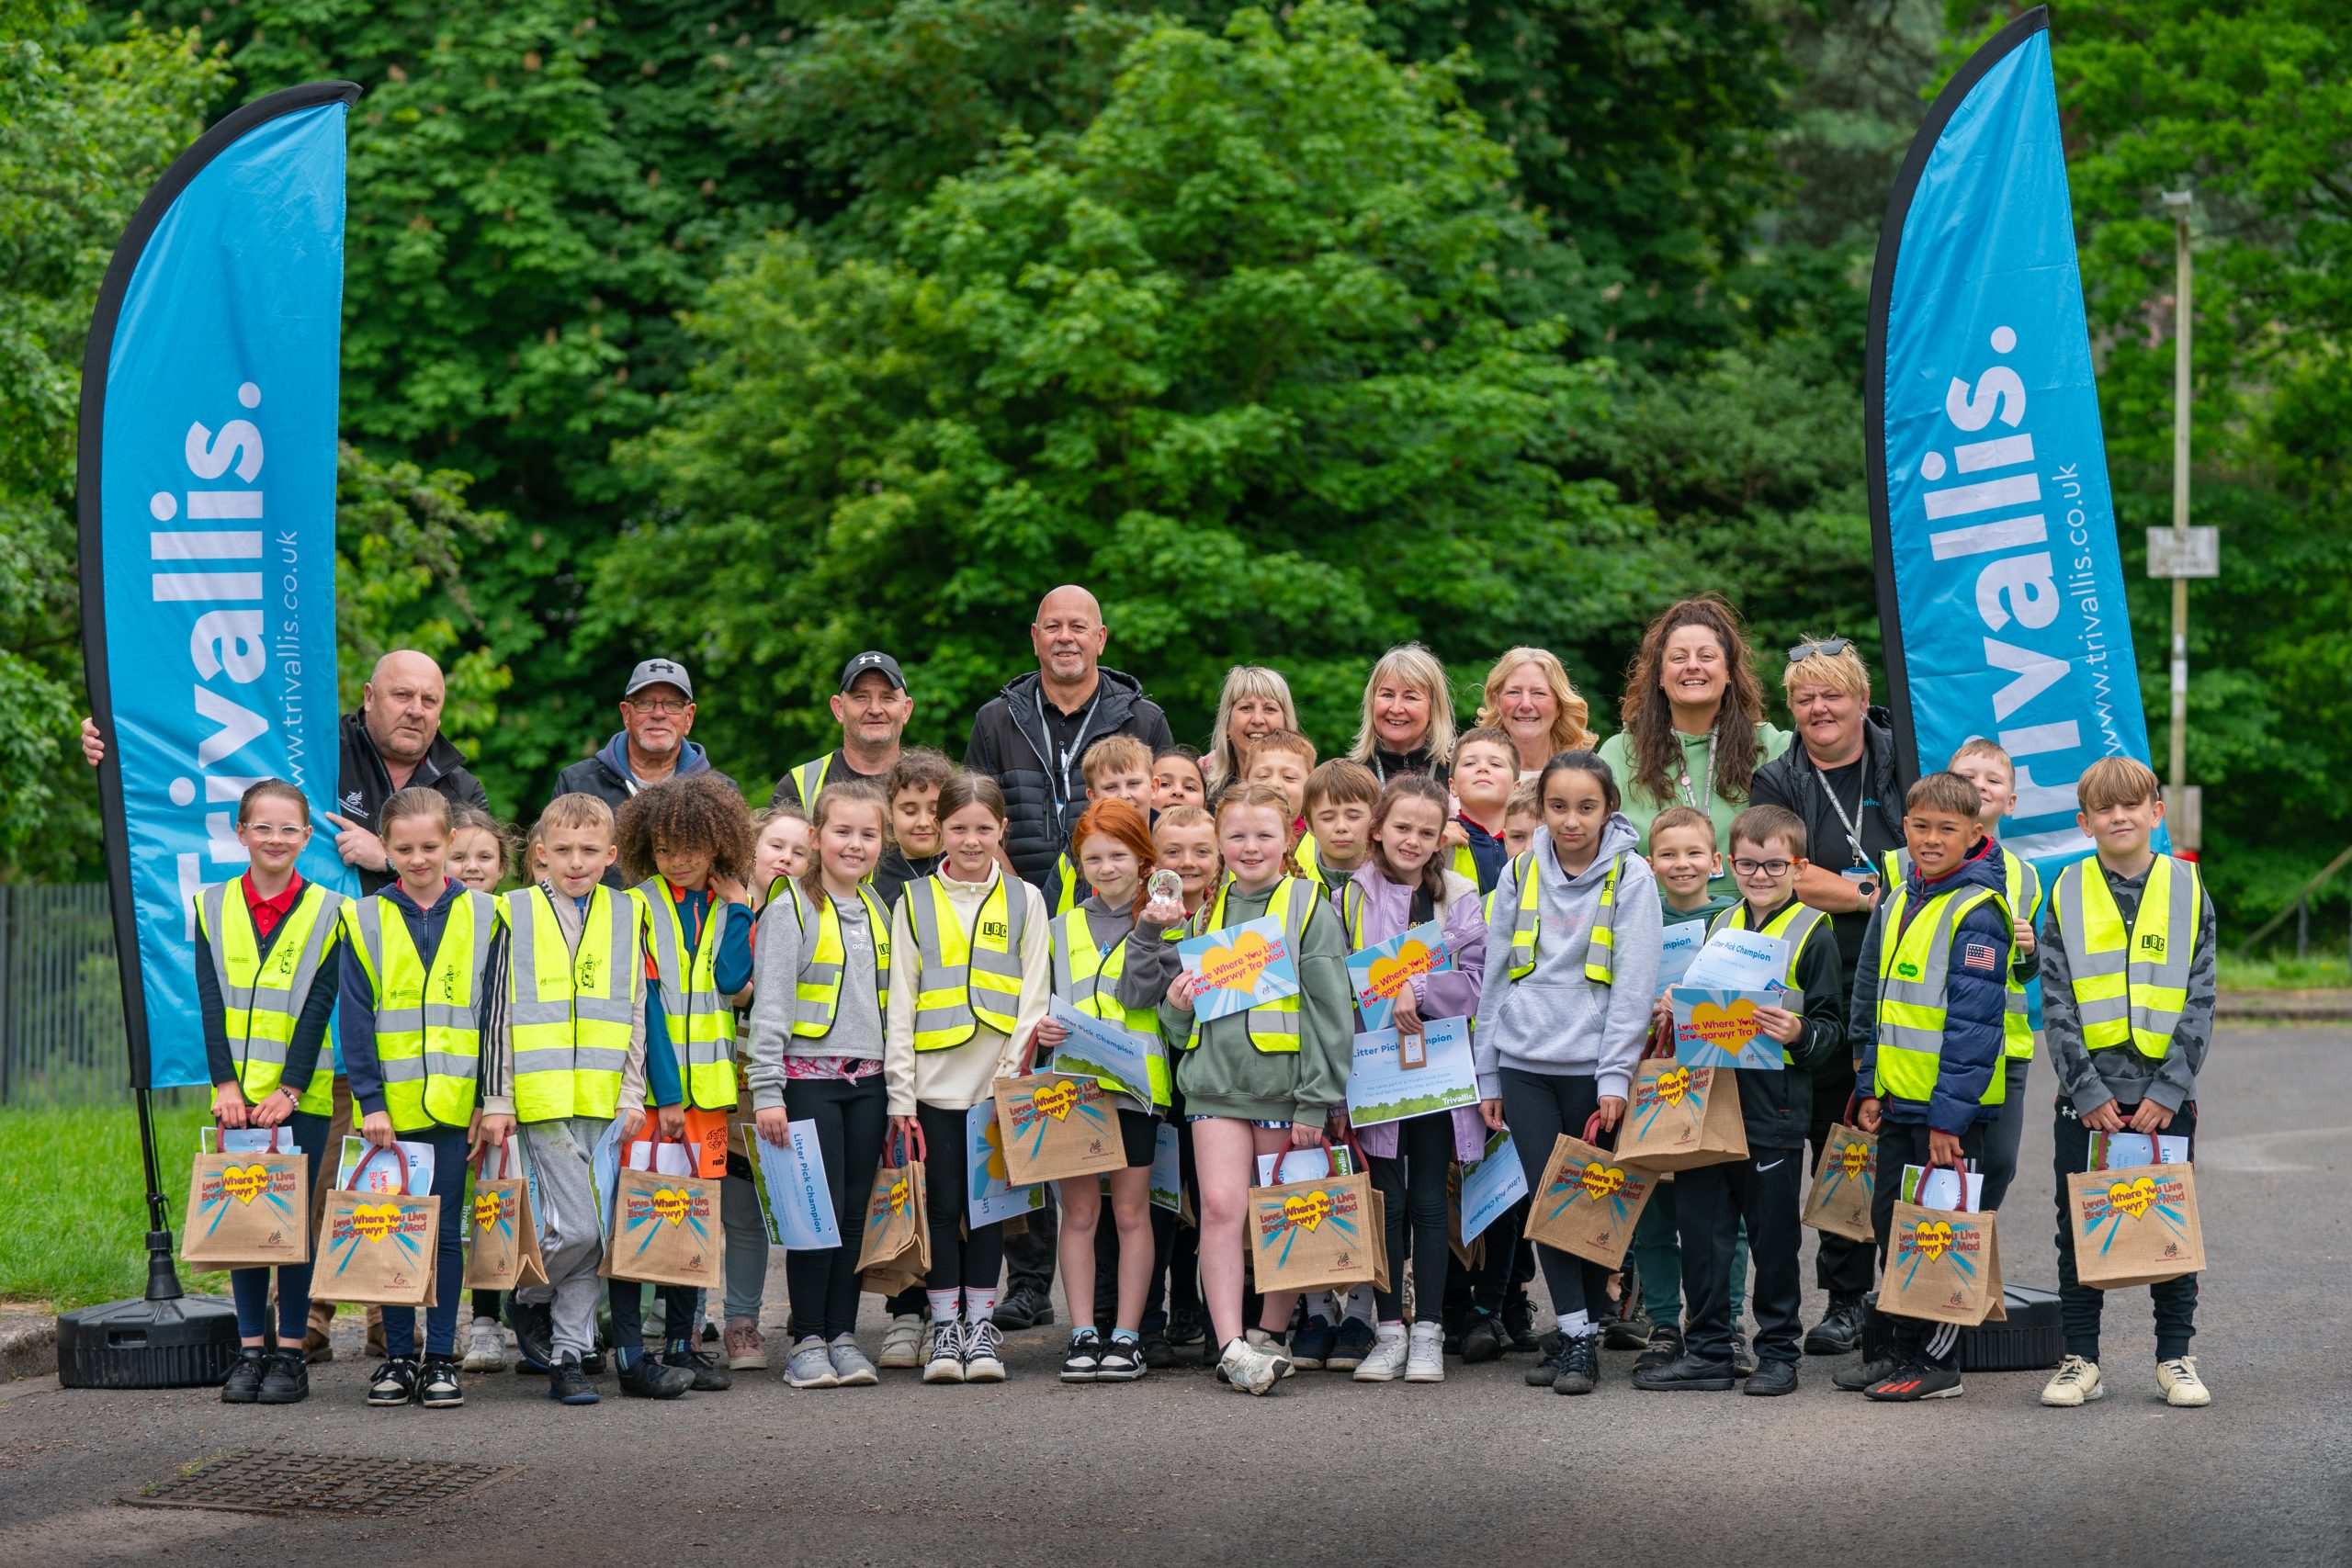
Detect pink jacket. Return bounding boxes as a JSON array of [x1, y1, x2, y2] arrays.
[[1339, 863, 1488, 1163]]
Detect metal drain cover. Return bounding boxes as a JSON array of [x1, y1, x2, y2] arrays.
[[125, 1449, 519, 1516]]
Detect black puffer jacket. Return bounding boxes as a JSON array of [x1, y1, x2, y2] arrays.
[[333, 710, 491, 895], [1749, 705, 1905, 852], [963, 668, 1173, 887]]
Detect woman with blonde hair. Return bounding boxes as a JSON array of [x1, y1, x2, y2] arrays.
[[1347, 643, 1455, 784], [1203, 665, 1301, 801], [1475, 649, 1598, 778]]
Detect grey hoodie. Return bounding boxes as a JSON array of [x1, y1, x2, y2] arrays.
[[1472, 815, 1663, 1101]]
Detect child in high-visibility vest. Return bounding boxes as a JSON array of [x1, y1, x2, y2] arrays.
[[2038, 755, 2216, 1410], [445, 804, 520, 1375], [1041, 735, 1156, 916], [1028, 799, 1173, 1383], [1148, 804, 1219, 1359], [1243, 730, 1317, 844], [338, 787, 505, 1410], [882, 773, 1051, 1384], [1845, 772, 2014, 1403], [1945, 738, 2045, 1212], [616, 774, 755, 1391], [478, 792, 691, 1406], [1147, 783, 1353, 1396], [1448, 727, 1518, 893], [1473, 750, 1665, 1398], [1329, 773, 1489, 1385], [746, 779, 893, 1389], [1634, 805, 1843, 1398], [1151, 745, 1206, 812], [1298, 758, 1377, 899], [199, 778, 347, 1407]]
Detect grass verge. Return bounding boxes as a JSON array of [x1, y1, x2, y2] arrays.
[[0, 1097, 228, 1311], [2218, 953, 2352, 991]]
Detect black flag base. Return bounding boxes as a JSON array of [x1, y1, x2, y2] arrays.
[[55, 1089, 240, 1389]]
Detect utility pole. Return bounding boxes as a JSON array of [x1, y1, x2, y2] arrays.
[[2152, 188, 2210, 855]]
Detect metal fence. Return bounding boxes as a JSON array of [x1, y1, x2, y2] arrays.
[[0, 884, 130, 1108]]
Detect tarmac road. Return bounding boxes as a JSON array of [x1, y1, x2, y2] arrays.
[[2, 1026, 2346, 1568]]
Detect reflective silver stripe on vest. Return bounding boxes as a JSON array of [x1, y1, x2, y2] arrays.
[[1878, 894, 1972, 1054], [793, 888, 845, 1032], [2054, 862, 2195, 1040], [506, 887, 639, 1031], [349, 891, 493, 1043], [908, 882, 1030, 1036], [202, 882, 345, 1072], [642, 888, 727, 1066], [511, 1044, 631, 1074]]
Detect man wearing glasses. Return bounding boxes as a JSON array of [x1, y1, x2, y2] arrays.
[[552, 657, 731, 886], [1748, 636, 1904, 1357]]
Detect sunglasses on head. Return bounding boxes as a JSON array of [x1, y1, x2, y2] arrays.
[[1787, 637, 1855, 662]]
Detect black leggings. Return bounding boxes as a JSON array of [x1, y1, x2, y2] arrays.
[[919, 1101, 1003, 1292], [1370, 1115, 1455, 1323], [785, 1074, 888, 1340], [1500, 1066, 1614, 1324]]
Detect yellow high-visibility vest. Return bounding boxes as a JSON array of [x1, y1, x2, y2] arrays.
[[195, 880, 345, 1116], [1504, 848, 1620, 985], [635, 879, 740, 1111], [1886, 846, 2041, 1059], [786, 881, 892, 1038], [1184, 876, 1317, 1055], [2052, 854, 2200, 1060], [1705, 899, 1829, 1066], [1048, 909, 1170, 1106], [344, 887, 499, 1132], [903, 873, 1029, 1050], [1872, 883, 2010, 1107], [504, 884, 640, 1122]]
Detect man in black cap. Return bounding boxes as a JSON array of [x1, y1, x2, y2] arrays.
[[553, 657, 729, 885], [769, 650, 916, 809]]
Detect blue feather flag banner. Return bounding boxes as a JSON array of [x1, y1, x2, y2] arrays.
[[77, 84, 360, 1089], [1867, 9, 2166, 880]]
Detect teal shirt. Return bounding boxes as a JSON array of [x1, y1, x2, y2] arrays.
[[1597, 722, 1793, 887]]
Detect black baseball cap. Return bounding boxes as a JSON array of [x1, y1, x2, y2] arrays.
[[839, 651, 906, 693], [624, 657, 693, 700]]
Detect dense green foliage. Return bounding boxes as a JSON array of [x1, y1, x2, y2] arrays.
[[10, 0, 2345, 938]]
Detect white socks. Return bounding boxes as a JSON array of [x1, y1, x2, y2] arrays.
[[1556, 1309, 1592, 1338], [1343, 1283, 1376, 1324], [927, 1290, 960, 1324], [965, 1289, 999, 1325]]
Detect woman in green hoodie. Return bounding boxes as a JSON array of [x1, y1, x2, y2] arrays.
[[1141, 784, 1352, 1396]]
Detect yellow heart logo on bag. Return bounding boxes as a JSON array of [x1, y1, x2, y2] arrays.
[[1283, 1190, 1333, 1233], [885, 1177, 911, 1216], [1652, 1066, 1692, 1105], [1913, 1219, 1954, 1260], [1031, 1080, 1081, 1122], [351, 1203, 402, 1243], [220, 1164, 272, 1205], [1199, 931, 1277, 993], [2107, 1176, 2158, 1220], [1577, 1163, 1626, 1201], [1366, 940, 1439, 1001], [473, 1192, 503, 1231], [651, 1188, 691, 1225], [1837, 1141, 1871, 1179]]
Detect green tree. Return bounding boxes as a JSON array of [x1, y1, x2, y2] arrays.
[[598, 2, 1660, 778]]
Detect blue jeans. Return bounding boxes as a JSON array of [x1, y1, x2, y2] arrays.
[[229, 1110, 332, 1341], [378, 1123, 470, 1359]]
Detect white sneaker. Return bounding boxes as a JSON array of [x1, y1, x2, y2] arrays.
[[785, 1336, 839, 1390], [922, 1318, 966, 1384], [2158, 1356, 2211, 1407], [1217, 1337, 1288, 1395], [1405, 1320, 1445, 1383], [962, 1319, 1006, 1382], [1353, 1323, 1409, 1382], [1246, 1326, 1298, 1379], [462, 1317, 506, 1373], [828, 1335, 879, 1387], [878, 1313, 923, 1370], [2041, 1355, 2102, 1407]]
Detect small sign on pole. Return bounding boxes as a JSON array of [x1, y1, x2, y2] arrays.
[[2146, 526, 2219, 579]]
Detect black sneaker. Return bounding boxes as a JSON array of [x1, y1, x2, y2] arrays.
[[1631, 1352, 1736, 1392], [1865, 1356, 1963, 1402], [1729, 1331, 1758, 1379], [1744, 1359, 1800, 1397], [1140, 1328, 1174, 1369], [1804, 1295, 1865, 1356], [506, 1298, 554, 1373], [1461, 1313, 1506, 1364], [579, 1345, 608, 1376], [1062, 1328, 1104, 1383], [418, 1355, 464, 1408], [1501, 1291, 1539, 1352], [366, 1356, 420, 1406], [617, 1348, 695, 1398], [548, 1353, 601, 1404], [1834, 1354, 1898, 1393], [1096, 1337, 1146, 1382], [664, 1341, 731, 1391], [257, 1348, 310, 1404], [1526, 1332, 1569, 1387], [993, 1283, 1053, 1330], [1603, 1304, 1653, 1351], [1635, 1323, 1684, 1371], [1552, 1334, 1600, 1395], [220, 1347, 267, 1404], [1166, 1305, 1204, 1347]]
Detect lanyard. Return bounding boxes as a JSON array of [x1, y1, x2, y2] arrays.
[[1812, 759, 1873, 870], [1674, 731, 1717, 810], [1036, 687, 1102, 820]]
